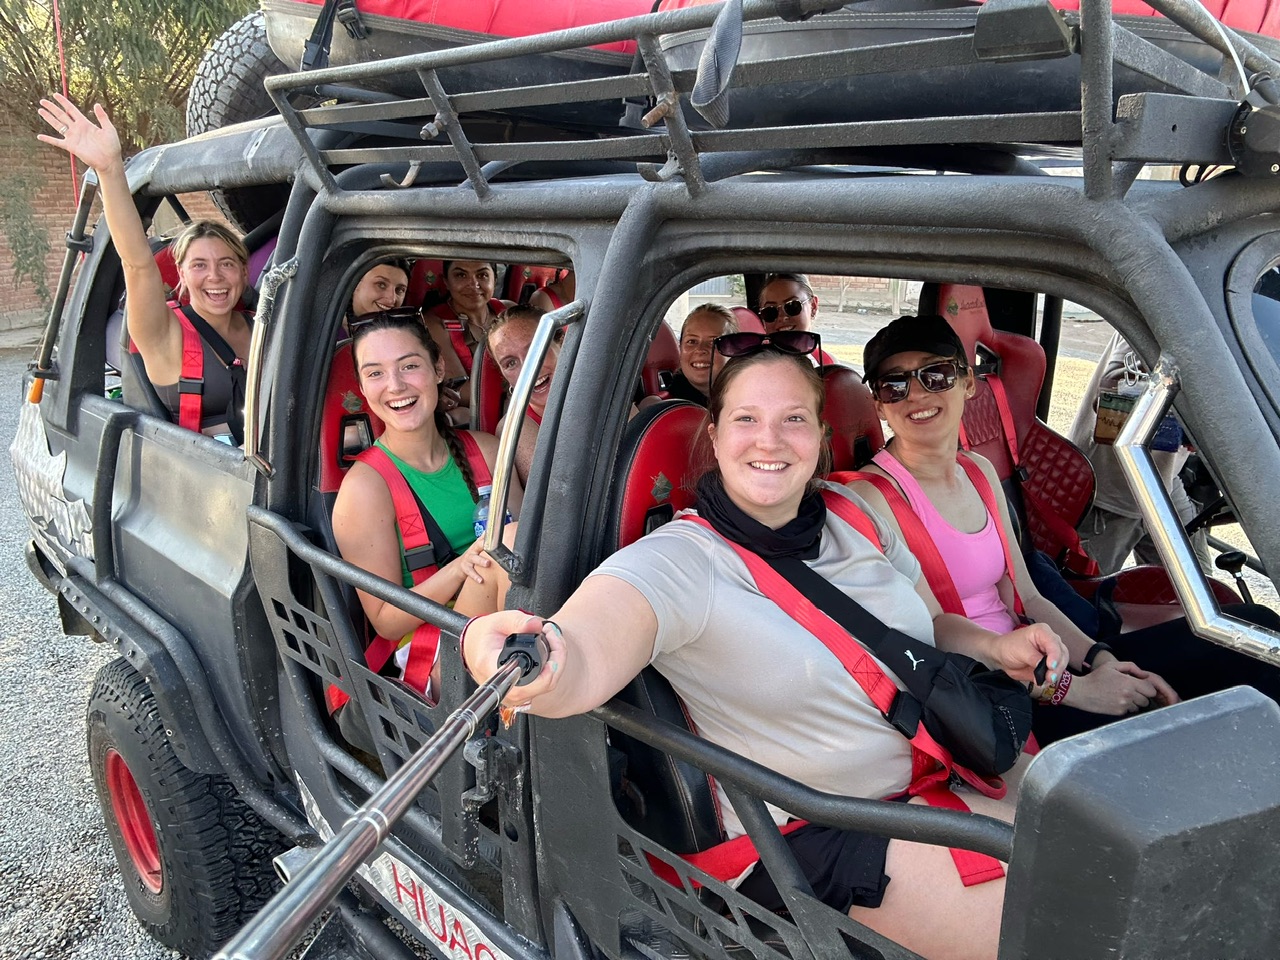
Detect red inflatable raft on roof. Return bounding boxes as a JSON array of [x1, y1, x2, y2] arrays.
[[291, 0, 1280, 40]]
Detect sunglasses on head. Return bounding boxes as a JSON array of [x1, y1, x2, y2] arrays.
[[871, 359, 965, 404], [714, 330, 821, 359], [348, 306, 424, 332], [758, 298, 807, 326]]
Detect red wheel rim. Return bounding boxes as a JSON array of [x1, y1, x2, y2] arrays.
[[105, 748, 163, 894]]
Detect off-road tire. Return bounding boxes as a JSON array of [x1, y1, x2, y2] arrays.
[[186, 11, 294, 231], [87, 657, 284, 959]]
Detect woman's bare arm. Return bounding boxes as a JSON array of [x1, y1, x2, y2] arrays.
[[462, 575, 658, 718], [38, 96, 181, 383]]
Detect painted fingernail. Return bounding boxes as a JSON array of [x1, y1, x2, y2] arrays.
[[550, 660, 559, 673]]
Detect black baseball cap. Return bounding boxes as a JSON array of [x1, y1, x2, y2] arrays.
[[862, 314, 967, 382]]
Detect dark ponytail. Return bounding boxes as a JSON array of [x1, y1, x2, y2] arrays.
[[437, 411, 481, 501]]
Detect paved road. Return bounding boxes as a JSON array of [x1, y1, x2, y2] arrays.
[[0, 350, 181, 959]]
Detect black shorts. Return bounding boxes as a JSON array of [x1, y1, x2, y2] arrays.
[[736, 798, 907, 914]]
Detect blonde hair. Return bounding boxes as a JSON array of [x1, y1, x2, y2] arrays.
[[680, 302, 737, 339], [171, 220, 249, 268]]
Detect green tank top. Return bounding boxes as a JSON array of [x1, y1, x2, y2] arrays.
[[374, 440, 478, 586]]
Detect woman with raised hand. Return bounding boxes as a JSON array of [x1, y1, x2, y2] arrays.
[[461, 330, 1065, 960], [332, 310, 522, 702], [849, 313, 1280, 744], [38, 94, 253, 442]]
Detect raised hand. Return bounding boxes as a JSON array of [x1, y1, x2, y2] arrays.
[[37, 94, 124, 175]]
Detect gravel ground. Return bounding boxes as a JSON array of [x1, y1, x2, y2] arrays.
[[0, 348, 181, 960]]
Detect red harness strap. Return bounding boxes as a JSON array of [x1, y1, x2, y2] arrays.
[[128, 305, 209, 432], [540, 287, 565, 310], [431, 299, 507, 372], [526, 405, 543, 426], [962, 373, 1100, 577], [848, 458, 1024, 619], [670, 494, 1006, 888], [327, 432, 492, 712]]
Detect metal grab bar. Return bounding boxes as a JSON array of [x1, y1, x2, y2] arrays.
[[482, 299, 585, 573], [1115, 355, 1280, 666], [213, 654, 528, 960]]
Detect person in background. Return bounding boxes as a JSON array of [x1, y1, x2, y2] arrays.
[[530, 269, 575, 312], [665, 303, 737, 405], [423, 260, 515, 419], [349, 259, 411, 322], [1068, 331, 1211, 575], [757, 272, 838, 365], [487, 306, 560, 485]]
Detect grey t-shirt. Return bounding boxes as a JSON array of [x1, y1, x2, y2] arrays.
[[592, 482, 932, 837]]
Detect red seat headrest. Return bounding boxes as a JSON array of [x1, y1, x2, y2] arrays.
[[821, 366, 884, 472], [642, 322, 681, 398], [731, 306, 765, 334], [934, 284, 1047, 479], [505, 264, 560, 303], [318, 340, 385, 493], [609, 401, 706, 550], [406, 259, 446, 309], [470, 341, 507, 434]]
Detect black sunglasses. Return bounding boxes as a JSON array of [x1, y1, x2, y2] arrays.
[[348, 306, 424, 332], [871, 359, 965, 403], [758, 298, 808, 326], [714, 330, 822, 359]]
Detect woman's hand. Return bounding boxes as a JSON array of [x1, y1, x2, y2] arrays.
[[1064, 660, 1180, 715], [37, 95, 124, 174], [990, 622, 1069, 685], [461, 611, 566, 707], [455, 537, 493, 585]]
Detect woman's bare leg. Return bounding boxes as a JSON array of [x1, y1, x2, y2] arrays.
[[848, 792, 1013, 960]]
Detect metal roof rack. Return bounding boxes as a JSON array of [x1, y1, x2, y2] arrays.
[[265, 0, 1280, 201]]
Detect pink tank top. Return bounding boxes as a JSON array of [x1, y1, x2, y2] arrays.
[[872, 450, 1018, 633]]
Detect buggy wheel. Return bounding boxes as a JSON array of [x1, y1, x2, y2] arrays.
[[185, 11, 295, 231], [88, 658, 284, 958]]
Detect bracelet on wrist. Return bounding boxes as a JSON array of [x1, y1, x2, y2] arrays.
[[1080, 641, 1114, 674], [1049, 669, 1073, 706], [458, 617, 478, 681]]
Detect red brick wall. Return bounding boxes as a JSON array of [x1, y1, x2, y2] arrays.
[[0, 108, 82, 330], [0, 105, 227, 331]]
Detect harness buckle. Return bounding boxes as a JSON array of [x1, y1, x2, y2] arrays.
[[404, 543, 437, 574], [884, 691, 922, 739], [1014, 464, 1030, 483], [179, 377, 204, 395]]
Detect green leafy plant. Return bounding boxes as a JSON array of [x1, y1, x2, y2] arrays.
[[0, 0, 253, 308]]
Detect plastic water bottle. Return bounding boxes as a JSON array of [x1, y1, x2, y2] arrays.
[[473, 485, 493, 539]]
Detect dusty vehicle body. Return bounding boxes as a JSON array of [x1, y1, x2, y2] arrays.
[[14, 0, 1280, 957]]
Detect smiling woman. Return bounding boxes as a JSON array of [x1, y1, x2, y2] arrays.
[[331, 311, 522, 703], [36, 94, 254, 443], [460, 342, 1067, 960]]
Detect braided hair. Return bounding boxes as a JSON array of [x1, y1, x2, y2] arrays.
[[350, 309, 481, 500]]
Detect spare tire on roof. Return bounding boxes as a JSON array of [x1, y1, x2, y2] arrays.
[[186, 11, 294, 232]]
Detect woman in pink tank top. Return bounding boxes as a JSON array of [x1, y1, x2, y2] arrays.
[[848, 314, 1183, 742]]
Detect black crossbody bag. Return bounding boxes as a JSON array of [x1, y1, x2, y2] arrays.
[[768, 555, 1034, 778]]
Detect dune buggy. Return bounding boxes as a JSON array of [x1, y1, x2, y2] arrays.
[[14, 0, 1280, 957]]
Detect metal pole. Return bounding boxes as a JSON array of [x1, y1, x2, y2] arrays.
[[1115, 357, 1280, 665], [214, 657, 525, 960]]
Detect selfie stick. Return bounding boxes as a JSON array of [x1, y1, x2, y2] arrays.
[[214, 632, 548, 960]]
